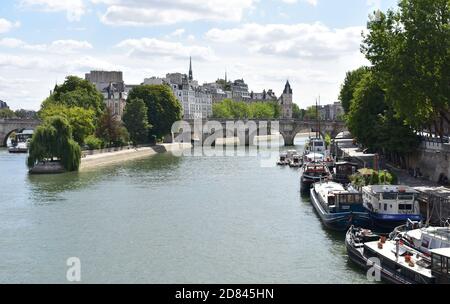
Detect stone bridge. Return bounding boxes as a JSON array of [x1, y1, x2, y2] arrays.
[[0, 118, 40, 146], [173, 119, 347, 146]]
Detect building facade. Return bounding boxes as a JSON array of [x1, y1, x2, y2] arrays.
[[0, 100, 9, 109], [85, 71, 126, 119], [146, 58, 213, 119], [278, 81, 293, 119], [320, 102, 344, 121]]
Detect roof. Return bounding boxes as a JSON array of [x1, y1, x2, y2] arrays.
[[429, 248, 450, 258], [364, 185, 419, 194]]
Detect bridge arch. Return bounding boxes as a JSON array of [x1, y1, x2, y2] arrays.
[[0, 119, 40, 147]]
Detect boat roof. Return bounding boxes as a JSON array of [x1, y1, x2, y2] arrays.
[[430, 248, 450, 258], [365, 241, 433, 278], [335, 161, 358, 166], [363, 185, 419, 194], [406, 227, 450, 243], [305, 153, 324, 159], [314, 181, 346, 193]]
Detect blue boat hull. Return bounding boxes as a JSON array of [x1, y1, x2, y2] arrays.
[[310, 189, 371, 231], [369, 212, 422, 231]]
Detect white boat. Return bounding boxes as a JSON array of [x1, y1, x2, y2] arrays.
[[393, 224, 450, 255], [277, 152, 289, 166], [304, 137, 326, 155], [346, 226, 450, 284], [362, 185, 422, 230], [288, 154, 302, 168], [8, 130, 33, 153]]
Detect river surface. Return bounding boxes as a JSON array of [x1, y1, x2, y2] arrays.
[[0, 136, 370, 283]]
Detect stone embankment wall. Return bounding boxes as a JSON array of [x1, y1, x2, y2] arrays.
[[408, 142, 450, 184]]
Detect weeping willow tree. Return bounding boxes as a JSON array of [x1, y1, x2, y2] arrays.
[[27, 116, 81, 171]]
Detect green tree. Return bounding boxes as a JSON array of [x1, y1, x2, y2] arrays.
[[127, 85, 182, 140], [39, 104, 95, 146], [96, 107, 129, 147], [345, 70, 419, 163], [346, 72, 387, 152], [123, 98, 151, 145], [41, 76, 105, 120], [339, 67, 370, 113], [249, 102, 275, 119], [362, 0, 450, 138], [292, 103, 302, 119], [0, 108, 15, 118], [27, 116, 81, 171], [303, 105, 319, 120]]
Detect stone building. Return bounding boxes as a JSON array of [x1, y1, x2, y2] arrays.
[[0, 100, 9, 109], [85, 70, 126, 120], [278, 81, 293, 119], [320, 102, 344, 121], [155, 58, 213, 119]]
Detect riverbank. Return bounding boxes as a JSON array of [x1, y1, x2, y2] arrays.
[[79, 143, 192, 171]]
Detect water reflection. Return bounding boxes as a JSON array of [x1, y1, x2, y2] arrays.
[[26, 152, 183, 204]]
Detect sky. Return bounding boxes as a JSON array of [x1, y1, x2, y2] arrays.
[[0, 0, 398, 111]]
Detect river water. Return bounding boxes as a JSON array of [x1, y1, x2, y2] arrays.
[[0, 136, 370, 283]]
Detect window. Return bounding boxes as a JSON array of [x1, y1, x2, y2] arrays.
[[399, 204, 412, 210], [398, 194, 414, 200], [384, 204, 387, 211], [382, 193, 397, 200]]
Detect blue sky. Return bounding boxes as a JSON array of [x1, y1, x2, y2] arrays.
[[0, 0, 398, 110]]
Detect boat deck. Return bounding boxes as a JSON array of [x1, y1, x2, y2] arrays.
[[365, 241, 433, 278]]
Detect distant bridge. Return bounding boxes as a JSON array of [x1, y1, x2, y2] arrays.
[[175, 119, 347, 146], [0, 118, 40, 146]]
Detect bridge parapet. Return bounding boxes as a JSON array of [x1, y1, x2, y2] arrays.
[[177, 119, 347, 146]]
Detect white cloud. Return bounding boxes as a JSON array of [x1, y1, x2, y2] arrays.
[[116, 38, 216, 61], [281, 0, 318, 5], [170, 28, 185, 37], [94, 0, 255, 26], [0, 38, 93, 53], [0, 18, 20, 34], [206, 22, 363, 60], [19, 0, 85, 21]]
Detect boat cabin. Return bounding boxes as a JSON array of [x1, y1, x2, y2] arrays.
[[403, 226, 450, 254], [305, 137, 326, 154], [304, 152, 324, 163], [303, 163, 331, 179], [333, 161, 358, 183], [362, 185, 420, 216], [430, 248, 450, 283], [314, 182, 364, 213]]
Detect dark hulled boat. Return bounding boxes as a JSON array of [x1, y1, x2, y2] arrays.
[[310, 181, 371, 231]]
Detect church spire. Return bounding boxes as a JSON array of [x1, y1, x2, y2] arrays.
[[189, 56, 193, 81]]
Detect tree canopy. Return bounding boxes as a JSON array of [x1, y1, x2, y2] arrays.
[[127, 84, 182, 140], [123, 98, 151, 145], [362, 0, 450, 136], [41, 76, 105, 120], [212, 99, 280, 119], [339, 67, 370, 113], [27, 116, 81, 171], [39, 104, 95, 145]]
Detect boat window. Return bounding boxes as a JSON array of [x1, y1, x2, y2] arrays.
[[382, 193, 397, 200], [432, 254, 443, 273], [398, 194, 413, 200], [384, 204, 387, 211], [399, 204, 412, 210], [421, 237, 430, 248]]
